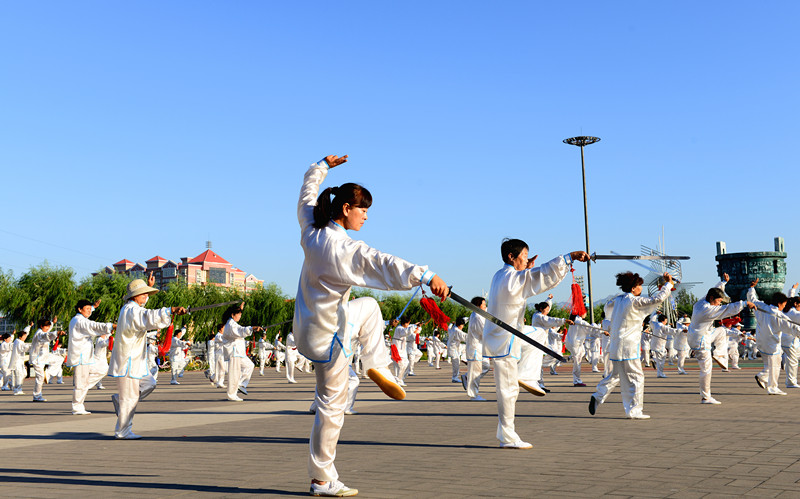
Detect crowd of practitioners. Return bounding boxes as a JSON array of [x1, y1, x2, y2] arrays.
[[6, 154, 800, 498]]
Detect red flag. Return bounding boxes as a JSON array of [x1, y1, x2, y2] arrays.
[[158, 324, 174, 358]]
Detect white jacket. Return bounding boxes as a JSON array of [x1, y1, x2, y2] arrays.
[[222, 318, 252, 359], [606, 285, 672, 361], [483, 255, 571, 358], [748, 288, 800, 355], [688, 281, 747, 350], [466, 312, 486, 361], [67, 314, 114, 366], [109, 301, 172, 379], [293, 160, 435, 362], [30, 329, 58, 367], [446, 325, 466, 357]]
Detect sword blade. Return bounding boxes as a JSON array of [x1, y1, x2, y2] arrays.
[[186, 300, 242, 314], [448, 289, 566, 363], [755, 307, 800, 329], [591, 253, 690, 261]]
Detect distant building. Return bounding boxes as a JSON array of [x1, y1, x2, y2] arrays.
[[95, 248, 263, 291]]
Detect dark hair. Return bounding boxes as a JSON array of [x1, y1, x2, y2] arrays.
[[706, 287, 728, 303], [400, 315, 410, 325], [313, 183, 373, 229], [470, 296, 485, 307], [455, 317, 467, 327], [216, 323, 226, 332], [771, 292, 789, 307], [535, 302, 550, 313], [788, 297, 800, 309], [657, 314, 667, 323], [37, 319, 52, 329], [616, 272, 644, 293], [1, 333, 10, 341], [76, 299, 93, 312], [501, 238, 528, 265], [222, 304, 243, 324], [569, 313, 580, 322]]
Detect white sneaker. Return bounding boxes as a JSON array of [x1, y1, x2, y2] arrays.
[[755, 375, 767, 389], [170, 380, 180, 385], [500, 440, 532, 449], [787, 384, 800, 389], [344, 409, 358, 415], [72, 409, 92, 415], [470, 395, 486, 401], [366, 367, 406, 400], [115, 432, 143, 440], [13, 391, 24, 395], [309, 479, 358, 497], [288, 379, 298, 384], [32, 395, 47, 402], [518, 380, 546, 397], [629, 413, 651, 420], [228, 396, 244, 402], [768, 388, 788, 395], [238, 386, 248, 395], [701, 397, 722, 405]]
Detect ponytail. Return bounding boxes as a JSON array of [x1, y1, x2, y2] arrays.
[[312, 182, 373, 229]]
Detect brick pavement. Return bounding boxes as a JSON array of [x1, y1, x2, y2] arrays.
[[1, 360, 800, 498]]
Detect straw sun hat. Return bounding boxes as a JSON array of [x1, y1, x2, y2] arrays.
[[123, 279, 160, 300]]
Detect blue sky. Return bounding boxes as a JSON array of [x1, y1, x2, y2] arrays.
[[1, 2, 797, 307]]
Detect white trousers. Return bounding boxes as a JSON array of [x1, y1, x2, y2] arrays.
[[72, 364, 107, 412], [591, 359, 646, 417], [213, 352, 227, 385], [783, 344, 800, 386], [207, 348, 216, 376], [227, 355, 254, 399], [406, 347, 422, 375], [310, 365, 359, 414], [11, 362, 25, 393], [171, 355, 187, 382], [729, 342, 741, 369], [675, 349, 689, 374], [259, 354, 267, 374], [493, 356, 521, 444], [518, 328, 547, 385], [708, 328, 728, 368], [430, 346, 441, 369], [115, 374, 157, 438], [695, 350, 715, 400], [308, 296, 389, 482], [275, 350, 284, 372], [466, 358, 491, 398], [449, 348, 461, 379], [32, 363, 46, 397], [757, 352, 781, 390], [0, 359, 9, 388], [286, 349, 298, 382], [569, 342, 585, 384], [652, 348, 667, 377]]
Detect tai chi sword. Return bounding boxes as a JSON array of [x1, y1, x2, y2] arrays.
[[186, 300, 242, 314], [590, 253, 690, 262], [447, 289, 567, 363]]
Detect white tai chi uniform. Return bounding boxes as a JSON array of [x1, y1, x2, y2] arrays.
[[426, 335, 444, 369], [749, 288, 800, 394], [390, 325, 409, 381], [294, 158, 437, 482], [89, 338, 109, 388], [223, 317, 254, 400], [207, 337, 216, 379], [30, 328, 58, 399], [212, 331, 227, 387], [405, 325, 422, 376], [544, 327, 565, 374], [591, 284, 672, 418], [447, 325, 466, 381], [483, 255, 572, 445], [9, 333, 31, 394], [650, 319, 683, 378], [531, 311, 567, 383], [728, 327, 744, 370], [274, 338, 286, 372], [67, 313, 114, 413], [108, 301, 172, 439], [169, 337, 188, 384], [465, 312, 490, 399], [258, 338, 273, 375], [46, 346, 66, 384], [565, 317, 591, 385], [673, 325, 690, 374], [688, 281, 747, 401], [285, 332, 299, 383], [784, 305, 800, 387], [585, 332, 602, 372], [517, 324, 549, 390], [0, 339, 12, 389]]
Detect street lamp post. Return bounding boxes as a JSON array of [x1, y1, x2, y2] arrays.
[[563, 136, 601, 323]]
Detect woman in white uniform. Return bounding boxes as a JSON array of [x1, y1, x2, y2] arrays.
[[294, 155, 447, 497]]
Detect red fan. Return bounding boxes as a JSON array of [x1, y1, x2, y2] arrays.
[[569, 266, 587, 316], [158, 324, 174, 358], [420, 293, 450, 331]]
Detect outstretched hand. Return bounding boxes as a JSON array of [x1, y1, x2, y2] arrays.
[[751, 277, 760, 287], [723, 273, 730, 282], [428, 275, 449, 299], [570, 251, 590, 263], [324, 155, 349, 168]]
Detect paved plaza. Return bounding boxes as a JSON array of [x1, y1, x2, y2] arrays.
[[2, 360, 800, 498]]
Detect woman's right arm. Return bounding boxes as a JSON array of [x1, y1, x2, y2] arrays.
[[298, 159, 329, 230]]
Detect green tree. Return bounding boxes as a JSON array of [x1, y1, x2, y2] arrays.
[[675, 288, 699, 317], [0, 263, 76, 327]]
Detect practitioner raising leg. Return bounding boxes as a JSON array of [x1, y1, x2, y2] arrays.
[[295, 155, 447, 497]]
